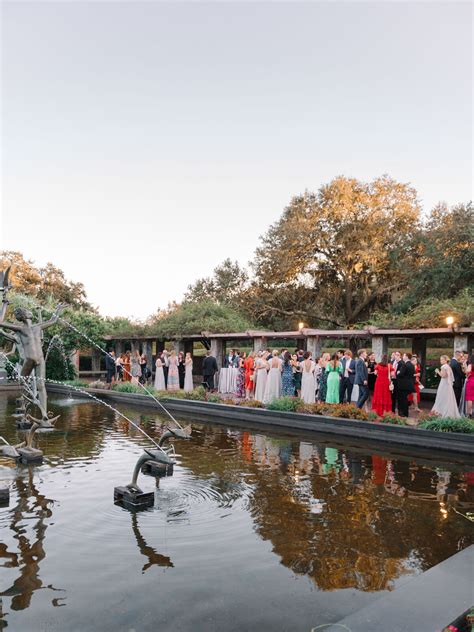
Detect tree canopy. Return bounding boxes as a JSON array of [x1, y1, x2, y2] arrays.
[[0, 251, 91, 310]]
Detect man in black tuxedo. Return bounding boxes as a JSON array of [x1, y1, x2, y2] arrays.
[[160, 350, 170, 388], [396, 353, 415, 417], [391, 351, 401, 412], [202, 351, 218, 391], [450, 351, 465, 405], [339, 350, 356, 403]]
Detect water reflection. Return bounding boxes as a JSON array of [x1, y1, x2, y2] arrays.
[[0, 467, 65, 612], [130, 512, 174, 573], [0, 393, 473, 631]]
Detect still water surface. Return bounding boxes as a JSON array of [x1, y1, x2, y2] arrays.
[[0, 393, 473, 631]]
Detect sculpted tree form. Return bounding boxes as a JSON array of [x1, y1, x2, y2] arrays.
[[1, 304, 65, 421], [251, 175, 421, 328]]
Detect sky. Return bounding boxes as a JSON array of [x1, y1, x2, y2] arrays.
[[1, 1, 472, 319]]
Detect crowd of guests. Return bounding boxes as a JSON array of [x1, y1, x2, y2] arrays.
[[105, 349, 194, 392], [223, 347, 474, 419]]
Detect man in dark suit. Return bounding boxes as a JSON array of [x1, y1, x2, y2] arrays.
[[202, 351, 218, 391], [160, 350, 170, 389], [396, 353, 415, 417], [224, 349, 236, 368], [391, 351, 401, 412], [355, 349, 369, 409], [339, 350, 356, 403], [450, 351, 465, 405]]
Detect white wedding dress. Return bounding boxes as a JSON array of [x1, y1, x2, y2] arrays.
[[432, 364, 460, 418], [263, 358, 282, 404], [184, 360, 194, 392], [301, 360, 316, 403]]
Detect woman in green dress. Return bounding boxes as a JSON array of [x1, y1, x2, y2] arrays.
[[325, 353, 343, 404]]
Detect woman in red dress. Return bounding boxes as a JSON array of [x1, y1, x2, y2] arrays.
[[372, 354, 393, 417], [408, 355, 421, 412], [244, 351, 255, 399]]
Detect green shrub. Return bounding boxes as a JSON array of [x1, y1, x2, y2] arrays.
[[380, 412, 407, 426], [206, 394, 222, 403], [239, 399, 264, 408], [367, 411, 379, 422], [329, 403, 370, 420], [112, 383, 147, 394], [63, 379, 89, 388], [266, 397, 302, 412], [419, 417, 474, 434]]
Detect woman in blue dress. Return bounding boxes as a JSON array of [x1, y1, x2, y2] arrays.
[[281, 351, 295, 397]]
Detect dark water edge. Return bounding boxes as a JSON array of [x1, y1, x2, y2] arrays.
[[0, 393, 473, 632]]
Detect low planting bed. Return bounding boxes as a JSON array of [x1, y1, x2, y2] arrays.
[[46, 382, 474, 458]]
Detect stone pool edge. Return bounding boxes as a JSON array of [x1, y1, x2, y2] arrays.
[[43, 384, 474, 459]]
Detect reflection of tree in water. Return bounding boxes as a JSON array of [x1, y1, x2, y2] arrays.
[[130, 512, 174, 573], [246, 445, 474, 592], [0, 468, 65, 614]]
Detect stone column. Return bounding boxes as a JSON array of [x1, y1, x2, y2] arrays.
[[253, 336, 267, 352], [371, 335, 388, 362], [173, 339, 185, 354], [453, 333, 469, 354], [306, 336, 322, 359], [142, 341, 153, 372], [210, 338, 224, 369], [69, 350, 80, 378], [91, 348, 101, 374], [115, 340, 124, 356], [130, 340, 140, 354]]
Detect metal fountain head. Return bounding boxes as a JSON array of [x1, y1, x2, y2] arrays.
[[158, 424, 192, 446]]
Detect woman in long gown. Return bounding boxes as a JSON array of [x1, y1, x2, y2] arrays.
[[184, 352, 194, 392], [235, 352, 246, 398], [244, 352, 256, 399], [254, 352, 268, 402], [432, 355, 461, 418], [325, 353, 342, 404], [123, 351, 131, 382], [281, 352, 295, 397], [130, 350, 142, 385], [178, 352, 186, 389], [465, 354, 474, 418], [154, 356, 166, 390], [167, 350, 180, 391], [292, 353, 302, 398], [301, 352, 316, 404], [408, 355, 422, 412], [263, 350, 282, 404], [318, 353, 330, 402], [371, 354, 392, 417]]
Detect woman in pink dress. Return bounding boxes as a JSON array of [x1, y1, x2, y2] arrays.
[[465, 354, 474, 418], [372, 354, 393, 417]]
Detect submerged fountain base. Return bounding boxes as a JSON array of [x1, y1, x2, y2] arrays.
[[0, 487, 9, 506], [15, 419, 33, 430], [141, 461, 174, 478], [17, 447, 43, 464], [114, 486, 155, 509]]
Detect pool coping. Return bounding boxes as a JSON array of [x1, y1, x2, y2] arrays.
[[323, 544, 474, 632], [43, 384, 474, 460]]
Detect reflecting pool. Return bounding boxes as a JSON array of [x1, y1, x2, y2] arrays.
[[0, 393, 473, 631]]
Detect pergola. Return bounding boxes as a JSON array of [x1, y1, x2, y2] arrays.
[[90, 327, 474, 381]]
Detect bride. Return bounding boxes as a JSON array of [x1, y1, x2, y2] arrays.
[[432, 355, 460, 418]]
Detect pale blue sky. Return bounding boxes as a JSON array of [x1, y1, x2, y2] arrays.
[[1, 1, 472, 318]]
